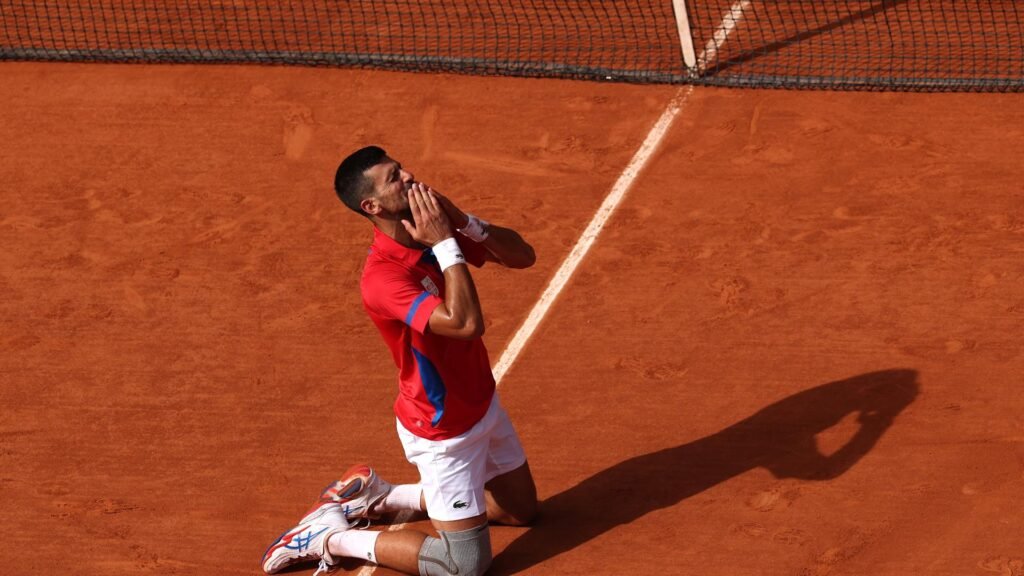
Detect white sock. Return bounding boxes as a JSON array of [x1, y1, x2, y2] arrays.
[[380, 484, 424, 513], [327, 529, 380, 564]]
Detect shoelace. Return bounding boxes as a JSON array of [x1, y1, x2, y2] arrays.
[[312, 558, 332, 576]]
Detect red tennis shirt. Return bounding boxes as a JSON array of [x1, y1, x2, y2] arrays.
[[361, 227, 495, 440]]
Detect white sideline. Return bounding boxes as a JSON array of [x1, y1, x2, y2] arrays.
[[490, 87, 694, 386], [358, 6, 751, 572]]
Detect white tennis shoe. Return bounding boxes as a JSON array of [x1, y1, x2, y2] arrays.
[[318, 464, 393, 521], [261, 502, 351, 575]]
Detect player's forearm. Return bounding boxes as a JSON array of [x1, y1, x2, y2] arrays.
[[435, 193, 534, 269], [437, 264, 485, 339], [480, 225, 536, 269]]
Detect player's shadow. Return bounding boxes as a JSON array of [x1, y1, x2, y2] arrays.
[[490, 369, 919, 574]]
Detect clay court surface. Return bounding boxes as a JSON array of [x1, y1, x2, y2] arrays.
[[2, 62, 1023, 575]]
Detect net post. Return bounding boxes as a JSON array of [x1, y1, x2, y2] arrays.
[[671, 0, 698, 76]]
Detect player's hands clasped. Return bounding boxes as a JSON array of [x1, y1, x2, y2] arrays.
[[401, 183, 454, 247], [431, 189, 470, 230]]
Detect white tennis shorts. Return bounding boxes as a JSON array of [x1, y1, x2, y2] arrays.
[[396, 393, 527, 521]]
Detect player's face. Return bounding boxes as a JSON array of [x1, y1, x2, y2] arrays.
[[366, 157, 415, 219]]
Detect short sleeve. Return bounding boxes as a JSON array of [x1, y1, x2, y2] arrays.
[[363, 265, 443, 334]]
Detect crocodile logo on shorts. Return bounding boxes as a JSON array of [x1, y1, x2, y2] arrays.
[[453, 500, 468, 509]]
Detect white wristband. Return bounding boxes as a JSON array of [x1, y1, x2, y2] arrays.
[[456, 214, 490, 242], [432, 237, 466, 272]]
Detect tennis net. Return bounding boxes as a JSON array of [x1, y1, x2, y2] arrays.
[[1, 1, 1021, 91]]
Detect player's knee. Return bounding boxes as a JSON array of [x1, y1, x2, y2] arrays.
[[417, 524, 492, 576]]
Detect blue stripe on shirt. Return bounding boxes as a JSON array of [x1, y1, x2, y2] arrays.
[[411, 346, 446, 426], [405, 291, 431, 326]]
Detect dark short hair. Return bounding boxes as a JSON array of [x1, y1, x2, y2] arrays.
[[334, 146, 387, 216]]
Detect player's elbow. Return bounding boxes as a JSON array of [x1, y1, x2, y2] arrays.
[[459, 317, 486, 340], [442, 315, 485, 340], [430, 306, 485, 340]]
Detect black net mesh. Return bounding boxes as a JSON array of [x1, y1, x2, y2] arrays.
[[689, 0, 1024, 90], [1, 1, 1022, 91]]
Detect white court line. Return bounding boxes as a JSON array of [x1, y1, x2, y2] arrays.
[[490, 87, 694, 385], [699, 0, 752, 74], [493, 0, 752, 386], [359, 6, 753, 571]]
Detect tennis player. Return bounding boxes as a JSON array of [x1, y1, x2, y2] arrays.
[[262, 146, 538, 576]]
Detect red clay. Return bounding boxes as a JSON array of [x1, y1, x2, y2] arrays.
[[1, 63, 1022, 575]]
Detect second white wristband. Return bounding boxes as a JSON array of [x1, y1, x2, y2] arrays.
[[457, 214, 490, 242], [432, 237, 467, 272]]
